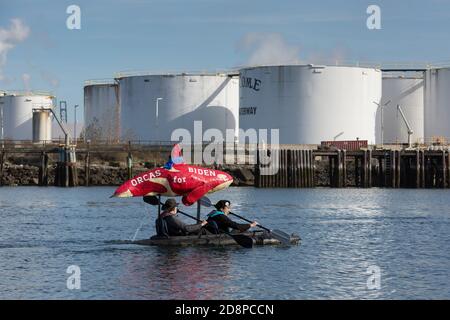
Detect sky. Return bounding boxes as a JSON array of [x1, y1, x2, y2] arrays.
[[1, 0, 450, 124]]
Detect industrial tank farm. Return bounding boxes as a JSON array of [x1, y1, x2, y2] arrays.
[[117, 73, 239, 142], [380, 73, 424, 144], [0, 93, 54, 141], [84, 82, 120, 141], [239, 65, 382, 145], [424, 68, 450, 143]]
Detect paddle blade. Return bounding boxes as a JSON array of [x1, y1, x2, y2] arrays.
[[230, 234, 253, 248], [270, 229, 292, 246], [143, 196, 160, 206], [198, 196, 213, 207]]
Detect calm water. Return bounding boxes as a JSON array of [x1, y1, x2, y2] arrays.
[[0, 187, 449, 299]]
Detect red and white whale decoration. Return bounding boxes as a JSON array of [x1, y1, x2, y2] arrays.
[[112, 144, 233, 206]]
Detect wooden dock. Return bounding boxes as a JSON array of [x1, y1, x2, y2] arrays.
[[2, 141, 450, 189], [255, 148, 450, 188], [256, 149, 315, 188]]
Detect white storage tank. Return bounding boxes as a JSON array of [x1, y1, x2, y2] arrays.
[[424, 68, 450, 144], [117, 73, 239, 142], [239, 65, 382, 145], [32, 109, 52, 142], [84, 81, 120, 141], [0, 93, 54, 141], [380, 73, 424, 144]]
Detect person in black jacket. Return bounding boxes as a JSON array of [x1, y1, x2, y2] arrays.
[[206, 200, 257, 234], [158, 198, 207, 236]]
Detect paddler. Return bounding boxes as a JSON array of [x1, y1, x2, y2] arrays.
[[157, 198, 207, 236], [206, 200, 257, 234]]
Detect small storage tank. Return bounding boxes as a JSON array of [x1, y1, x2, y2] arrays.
[[117, 73, 239, 142], [32, 109, 52, 142], [0, 93, 54, 140], [424, 68, 450, 144], [239, 65, 382, 145], [380, 73, 424, 144], [84, 81, 120, 141]]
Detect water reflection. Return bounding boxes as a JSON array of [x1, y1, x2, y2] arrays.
[[1, 187, 450, 299], [118, 246, 232, 299]]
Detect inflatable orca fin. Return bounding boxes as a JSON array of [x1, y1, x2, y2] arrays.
[[182, 183, 213, 206], [171, 143, 185, 164]]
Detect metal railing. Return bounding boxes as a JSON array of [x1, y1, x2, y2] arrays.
[[84, 79, 117, 86], [94, 61, 450, 84], [0, 90, 55, 97], [114, 69, 236, 79], [2, 138, 450, 150], [234, 60, 450, 71]]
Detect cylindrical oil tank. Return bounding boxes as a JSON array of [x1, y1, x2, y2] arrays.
[[32, 109, 52, 142], [84, 81, 120, 141], [424, 68, 450, 144], [117, 73, 239, 142], [0, 93, 54, 140], [239, 65, 382, 145], [380, 73, 424, 144]]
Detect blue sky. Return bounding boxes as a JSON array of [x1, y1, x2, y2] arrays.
[[1, 0, 450, 123]]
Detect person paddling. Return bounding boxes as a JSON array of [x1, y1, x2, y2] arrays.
[[206, 200, 257, 234], [156, 198, 207, 237]]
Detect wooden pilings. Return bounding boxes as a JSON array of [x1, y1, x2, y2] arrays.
[[255, 148, 450, 189], [416, 150, 420, 188], [255, 148, 315, 188], [393, 150, 402, 188], [0, 149, 4, 186], [38, 151, 49, 186], [389, 151, 394, 188], [382, 150, 401, 188], [362, 151, 367, 188], [421, 150, 426, 188], [85, 150, 90, 187], [354, 150, 371, 188], [54, 146, 78, 187], [448, 151, 450, 189], [342, 150, 347, 188], [1, 143, 450, 189], [329, 150, 347, 188], [442, 150, 447, 188], [378, 156, 384, 187]]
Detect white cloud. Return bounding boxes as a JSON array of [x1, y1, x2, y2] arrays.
[[236, 32, 352, 67], [0, 19, 30, 81], [237, 33, 301, 66]]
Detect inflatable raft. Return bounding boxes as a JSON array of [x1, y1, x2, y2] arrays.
[[131, 231, 301, 247]]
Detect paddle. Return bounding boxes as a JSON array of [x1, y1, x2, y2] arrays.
[[143, 196, 253, 248], [198, 196, 292, 246], [198, 196, 213, 208], [229, 211, 292, 246]]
